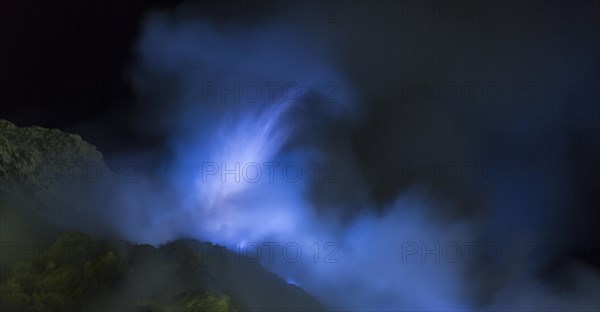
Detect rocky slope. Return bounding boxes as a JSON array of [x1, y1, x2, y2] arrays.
[[0, 119, 110, 196], [0, 119, 323, 311], [1, 232, 322, 311]]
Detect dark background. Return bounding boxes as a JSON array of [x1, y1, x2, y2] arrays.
[[1, 0, 183, 152]]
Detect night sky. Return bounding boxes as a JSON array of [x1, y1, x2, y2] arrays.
[[2, 1, 599, 310]]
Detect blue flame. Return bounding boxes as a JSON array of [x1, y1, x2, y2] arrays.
[[117, 6, 600, 311], [126, 14, 473, 311]]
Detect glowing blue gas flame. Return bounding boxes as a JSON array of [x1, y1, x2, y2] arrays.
[[190, 99, 302, 242]]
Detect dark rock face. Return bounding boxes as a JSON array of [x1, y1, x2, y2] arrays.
[[0, 120, 324, 311], [1, 119, 116, 239], [0, 119, 110, 196]]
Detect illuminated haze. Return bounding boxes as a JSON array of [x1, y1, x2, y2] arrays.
[[93, 4, 600, 311]]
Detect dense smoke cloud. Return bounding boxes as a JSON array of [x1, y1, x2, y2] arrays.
[[8, 1, 595, 311], [107, 1, 600, 310]]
